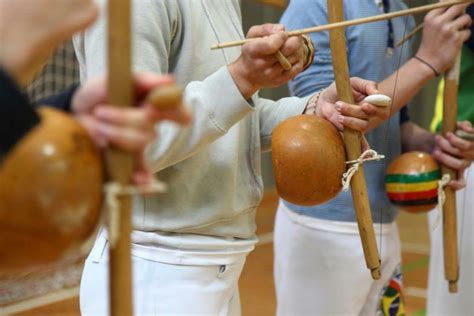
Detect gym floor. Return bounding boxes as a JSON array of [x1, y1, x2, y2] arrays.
[[5, 189, 431, 316]]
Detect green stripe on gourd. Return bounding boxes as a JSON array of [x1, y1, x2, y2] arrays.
[[385, 169, 441, 184]]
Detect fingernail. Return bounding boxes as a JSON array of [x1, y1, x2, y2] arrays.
[[337, 115, 344, 123], [273, 24, 284, 32], [335, 102, 343, 111]]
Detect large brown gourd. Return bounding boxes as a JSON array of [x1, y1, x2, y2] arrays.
[[0, 108, 104, 271], [272, 115, 346, 206]]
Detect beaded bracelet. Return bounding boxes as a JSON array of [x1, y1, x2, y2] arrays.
[[304, 90, 323, 115]]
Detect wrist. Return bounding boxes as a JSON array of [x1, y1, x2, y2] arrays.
[[304, 90, 323, 115], [414, 50, 442, 77], [228, 60, 260, 100]]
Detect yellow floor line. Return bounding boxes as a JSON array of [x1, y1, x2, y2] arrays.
[[405, 286, 427, 298], [0, 286, 79, 315], [401, 242, 430, 255]]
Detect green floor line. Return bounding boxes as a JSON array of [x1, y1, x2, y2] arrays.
[[402, 256, 430, 273], [412, 308, 426, 316]]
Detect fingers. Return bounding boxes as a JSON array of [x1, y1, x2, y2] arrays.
[[448, 179, 467, 191], [315, 100, 344, 131], [446, 132, 474, 152], [437, 3, 472, 23], [76, 115, 108, 148], [449, 13, 472, 31], [349, 77, 380, 99], [247, 23, 285, 38], [360, 103, 390, 121], [432, 146, 471, 171], [335, 101, 369, 120], [279, 36, 304, 57], [94, 105, 154, 129], [93, 123, 156, 152], [93, 102, 192, 130], [278, 62, 303, 80], [436, 133, 474, 160], [132, 154, 154, 187], [459, 28, 472, 43], [337, 115, 369, 132], [245, 32, 287, 56], [145, 103, 193, 125], [458, 120, 473, 132], [285, 52, 305, 65]]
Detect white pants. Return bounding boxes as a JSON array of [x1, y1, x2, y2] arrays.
[[80, 234, 245, 316], [274, 202, 403, 316], [427, 167, 474, 316]]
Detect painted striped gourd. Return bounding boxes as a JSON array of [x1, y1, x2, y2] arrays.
[[385, 151, 440, 213]]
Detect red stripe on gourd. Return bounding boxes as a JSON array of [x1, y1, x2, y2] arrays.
[[387, 188, 438, 201]]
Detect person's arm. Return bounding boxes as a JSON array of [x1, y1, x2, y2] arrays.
[[74, 0, 259, 173], [378, 3, 472, 114], [401, 121, 435, 153], [0, 68, 40, 156], [0, 0, 97, 86]]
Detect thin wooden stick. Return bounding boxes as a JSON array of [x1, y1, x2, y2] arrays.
[[107, 0, 134, 315], [441, 0, 461, 293], [211, 0, 472, 50], [396, 22, 424, 47], [327, 0, 381, 280], [275, 50, 292, 70]]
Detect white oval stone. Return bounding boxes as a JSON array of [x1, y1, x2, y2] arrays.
[[363, 94, 392, 107]]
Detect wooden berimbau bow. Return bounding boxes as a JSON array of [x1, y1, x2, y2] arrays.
[[107, 0, 134, 314], [440, 0, 461, 293], [106, 1, 184, 314], [326, 0, 381, 280]]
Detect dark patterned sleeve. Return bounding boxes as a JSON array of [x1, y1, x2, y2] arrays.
[[0, 68, 40, 156], [467, 5, 474, 52]]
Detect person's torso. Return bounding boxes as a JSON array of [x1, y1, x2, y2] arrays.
[[134, 0, 264, 240]]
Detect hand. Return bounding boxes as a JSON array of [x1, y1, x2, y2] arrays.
[[71, 73, 192, 185], [228, 24, 306, 99], [306, 77, 388, 133], [0, 0, 98, 85], [417, 3, 472, 74], [432, 121, 474, 190]]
